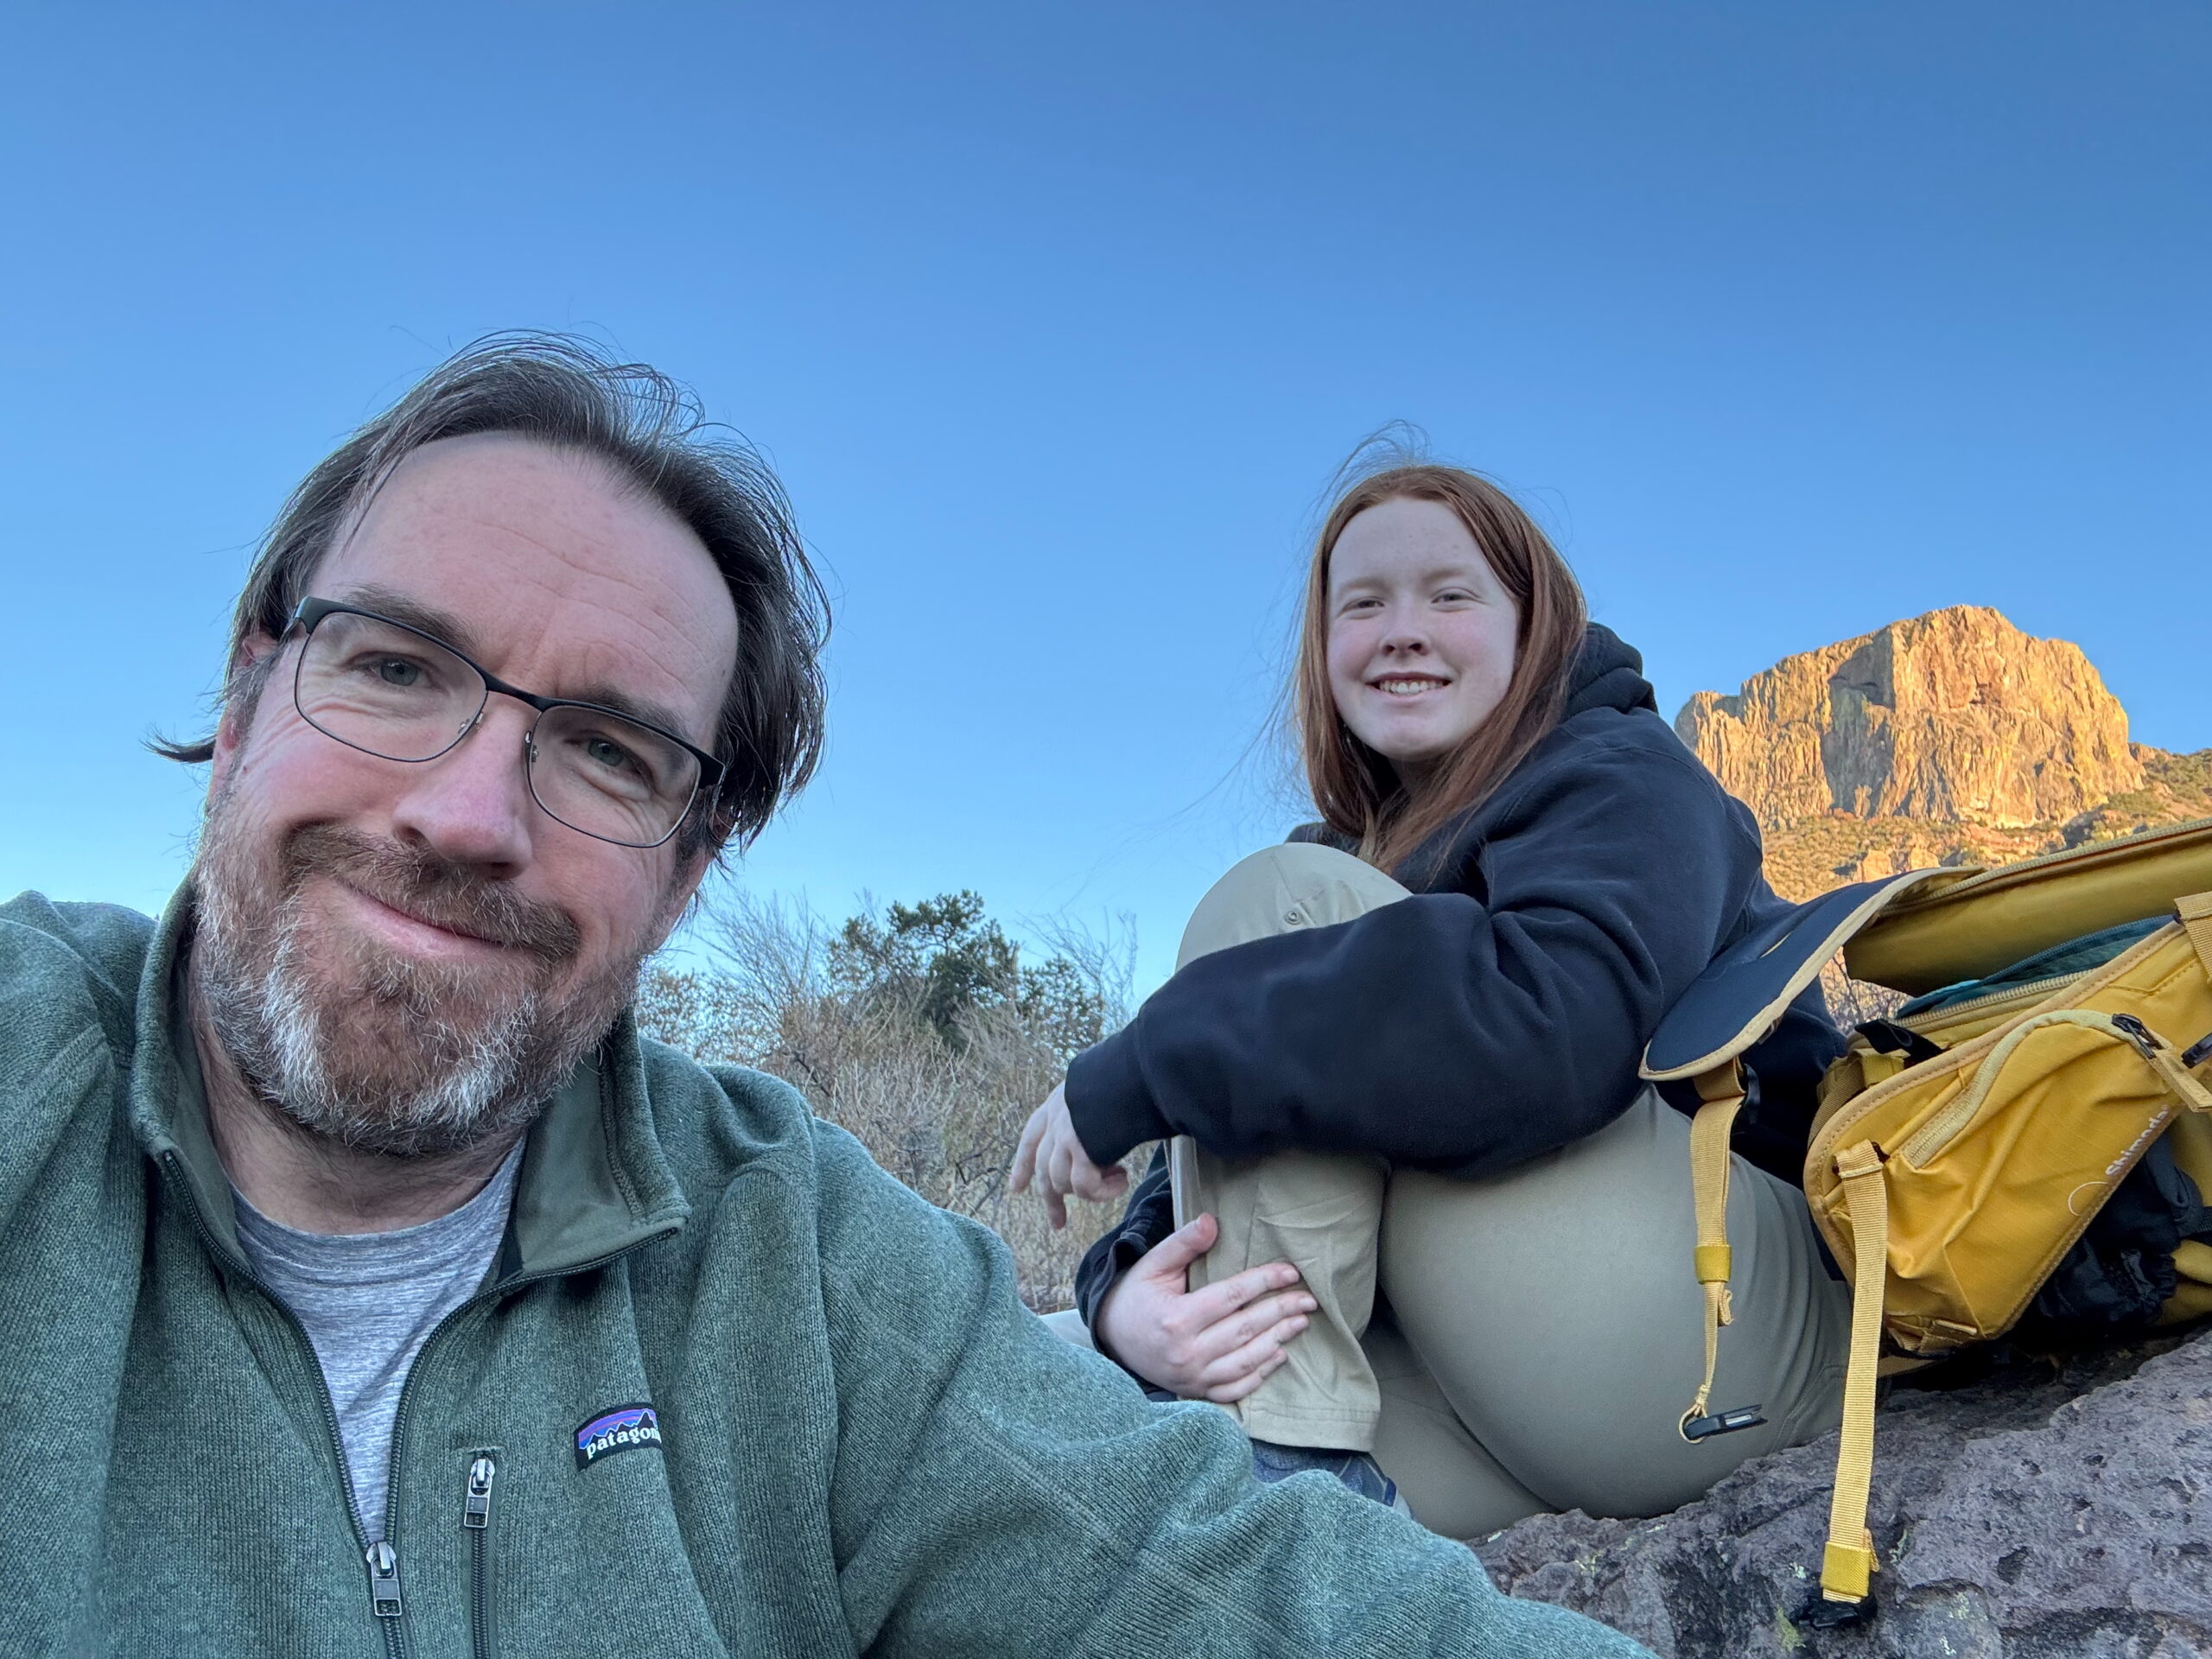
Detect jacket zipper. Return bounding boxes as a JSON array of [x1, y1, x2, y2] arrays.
[[366, 1540, 406, 1619], [158, 1153, 410, 1659], [463, 1453, 499, 1659], [363, 1242, 665, 1657], [360, 1235, 673, 1656], [160, 1148, 676, 1654]]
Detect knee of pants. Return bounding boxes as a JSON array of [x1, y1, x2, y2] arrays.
[[1377, 1092, 1845, 1518], [1176, 843, 1409, 969]]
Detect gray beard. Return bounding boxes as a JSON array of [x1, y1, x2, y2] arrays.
[[193, 815, 645, 1160]]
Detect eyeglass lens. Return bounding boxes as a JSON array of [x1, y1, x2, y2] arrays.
[[294, 609, 701, 847]]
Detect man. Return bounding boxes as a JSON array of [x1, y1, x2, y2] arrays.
[[0, 335, 1649, 1656]]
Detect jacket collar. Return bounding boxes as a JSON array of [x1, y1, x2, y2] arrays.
[[130, 884, 689, 1281]]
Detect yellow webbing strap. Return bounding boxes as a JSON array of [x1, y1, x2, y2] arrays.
[[1679, 1063, 1747, 1440], [2179, 893, 2212, 988], [1821, 1141, 1889, 1605]]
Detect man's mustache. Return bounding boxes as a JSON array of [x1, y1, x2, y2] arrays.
[[283, 825, 582, 963]]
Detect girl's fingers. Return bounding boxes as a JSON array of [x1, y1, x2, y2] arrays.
[[1203, 1345, 1290, 1404], [1042, 1135, 1073, 1229], [1046, 1174, 1070, 1230], [1188, 1293, 1316, 1364], [1197, 1313, 1309, 1391], [1007, 1109, 1045, 1193], [1185, 1261, 1305, 1325], [1138, 1215, 1219, 1281], [1071, 1154, 1127, 1203]]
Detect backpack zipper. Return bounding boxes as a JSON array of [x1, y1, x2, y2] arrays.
[[1899, 970, 2080, 1032], [462, 1453, 499, 1659], [1897, 1008, 2209, 1167]]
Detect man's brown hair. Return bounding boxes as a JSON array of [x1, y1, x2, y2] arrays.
[[1294, 461, 1588, 877], [156, 333, 830, 856]]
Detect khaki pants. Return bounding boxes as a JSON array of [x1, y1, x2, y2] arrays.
[[1171, 844, 1851, 1539]]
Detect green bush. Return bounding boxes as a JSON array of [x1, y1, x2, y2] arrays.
[[639, 892, 1141, 1310]]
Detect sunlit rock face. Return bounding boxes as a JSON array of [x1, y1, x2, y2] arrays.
[[1670, 607, 2212, 900], [1677, 606, 2141, 830]]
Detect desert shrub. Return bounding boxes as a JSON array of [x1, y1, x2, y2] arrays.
[[639, 892, 1143, 1311]]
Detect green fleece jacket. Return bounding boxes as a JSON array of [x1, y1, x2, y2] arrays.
[[0, 888, 1651, 1659]]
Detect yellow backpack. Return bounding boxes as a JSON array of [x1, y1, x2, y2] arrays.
[[1641, 817, 2212, 1619]]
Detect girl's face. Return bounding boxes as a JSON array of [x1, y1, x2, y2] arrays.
[[1325, 496, 1521, 779]]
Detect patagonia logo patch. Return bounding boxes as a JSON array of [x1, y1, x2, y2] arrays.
[[575, 1403, 664, 1470]]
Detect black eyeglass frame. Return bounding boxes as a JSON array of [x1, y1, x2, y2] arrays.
[[284, 596, 728, 849]]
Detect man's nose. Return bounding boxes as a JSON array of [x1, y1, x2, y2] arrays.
[[386, 702, 538, 870]]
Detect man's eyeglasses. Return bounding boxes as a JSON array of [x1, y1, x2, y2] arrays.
[[284, 597, 725, 849]]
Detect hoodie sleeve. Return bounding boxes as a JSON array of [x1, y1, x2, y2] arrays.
[[1063, 728, 1764, 1176]]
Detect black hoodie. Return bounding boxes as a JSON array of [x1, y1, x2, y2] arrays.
[[1069, 625, 1840, 1327]]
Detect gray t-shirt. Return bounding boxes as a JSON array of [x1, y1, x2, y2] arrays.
[[233, 1144, 523, 1543]]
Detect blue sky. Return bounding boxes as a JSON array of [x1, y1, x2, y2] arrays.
[[4, 2, 2206, 993]]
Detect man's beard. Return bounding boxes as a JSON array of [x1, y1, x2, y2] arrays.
[[193, 808, 652, 1160]]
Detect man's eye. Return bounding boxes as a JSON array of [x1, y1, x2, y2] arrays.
[[584, 735, 637, 773], [344, 652, 436, 689]]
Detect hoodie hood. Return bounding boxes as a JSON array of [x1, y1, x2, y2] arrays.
[[1563, 623, 1658, 721]]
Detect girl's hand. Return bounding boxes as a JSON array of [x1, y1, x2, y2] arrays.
[[1093, 1213, 1317, 1402], [1009, 1084, 1128, 1229]]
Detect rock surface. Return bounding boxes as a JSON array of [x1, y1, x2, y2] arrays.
[[1475, 1327, 2212, 1657], [1676, 607, 2142, 830]]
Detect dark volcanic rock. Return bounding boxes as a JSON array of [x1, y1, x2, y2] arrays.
[[1474, 1328, 2212, 1657]]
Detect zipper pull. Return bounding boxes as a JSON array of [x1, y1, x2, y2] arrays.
[[464, 1455, 498, 1529], [2113, 1014, 2212, 1110], [2113, 1013, 2162, 1056], [365, 1540, 405, 1619]]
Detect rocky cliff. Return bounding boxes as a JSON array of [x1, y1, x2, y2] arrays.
[[1678, 607, 2141, 827], [1676, 607, 2212, 899]]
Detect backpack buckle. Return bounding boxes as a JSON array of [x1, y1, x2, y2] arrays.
[[1680, 1404, 1766, 1441]]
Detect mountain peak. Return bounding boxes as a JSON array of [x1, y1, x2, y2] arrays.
[[1677, 605, 2140, 831]]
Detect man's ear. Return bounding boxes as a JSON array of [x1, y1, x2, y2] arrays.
[[207, 632, 283, 789]]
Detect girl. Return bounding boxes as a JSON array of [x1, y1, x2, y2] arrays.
[[1011, 461, 1850, 1538]]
